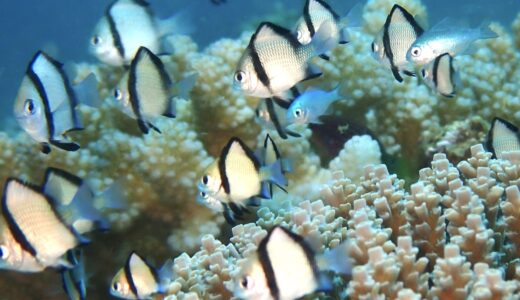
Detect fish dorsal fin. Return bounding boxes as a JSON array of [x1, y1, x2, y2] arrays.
[[127, 252, 158, 298], [429, 17, 468, 33], [308, 0, 339, 20], [43, 167, 82, 206], [388, 4, 423, 36], [253, 22, 297, 45]]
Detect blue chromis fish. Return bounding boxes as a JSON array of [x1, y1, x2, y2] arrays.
[[110, 252, 173, 300], [486, 117, 520, 160], [234, 21, 337, 100], [197, 137, 288, 224], [90, 0, 192, 66], [285, 85, 344, 126], [61, 249, 87, 300], [421, 53, 457, 97], [43, 167, 126, 234], [0, 178, 88, 272], [113, 46, 196, 134], [371, 4, 424, 82], [255, 98, 301, 139], [233, 226, 351, 300], [13, 51, 96, 154], [407, 19, 498, 66]]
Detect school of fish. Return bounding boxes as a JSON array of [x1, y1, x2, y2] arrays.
[[4, 0, 517, 299]]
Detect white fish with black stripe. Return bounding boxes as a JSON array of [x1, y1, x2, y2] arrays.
[[113, 46, 196, 134], [294, 0, 362, 52], [90, 0, 193, 66], [0, 179, 89, 272], [407, 18, 498, 66], [13, 51, 97, 154], [371, 4, 424, 82], [421, 53, 458, 97], [486, 117, 520, 160], [234, 226, 351, 300], [110, 251, 173, 299], [234, 21, 337, 100], [197, 136, 288, 224]]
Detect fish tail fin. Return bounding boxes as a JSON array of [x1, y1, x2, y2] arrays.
[[263, 160, 288, 188], [157, 258, 174, 293], [171, 73, 198, 100], [317, 273, 333, 292], [316, 241, 352, 275], [163, 98, 177, 118], [259, 182, 272, 199], [69, 183, 110, 232], [310, 20, 337, 56], [157, 10, 195, 37], [96, 179, 128, 210], [73, 73, 101, 108], [478, 22, 498, 39]]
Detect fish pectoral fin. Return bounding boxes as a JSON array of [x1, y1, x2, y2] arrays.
[[303, 63, 322, 81], [50, 139, 80, 152], [162, 97, 177, 118], [137, 120, 161, 134]]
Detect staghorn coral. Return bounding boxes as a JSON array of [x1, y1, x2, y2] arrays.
[[159, 143, 520, 299]]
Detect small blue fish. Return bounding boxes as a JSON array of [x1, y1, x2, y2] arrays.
[[285, 86, 344, 126]]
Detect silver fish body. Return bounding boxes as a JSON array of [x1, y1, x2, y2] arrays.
[[110, 252, 173, 299], [90, 0, 190, 66], [113, 47, 196, 134], [0, 179, 86, 272], [371, 4, 424, 82], [407, 19, 498, 66], [421, 53, 456, 97], [294, 0, 349, 46], [234, 21, 335, 99], [234, 226, 350, 300], [13, 51, 83, 154]]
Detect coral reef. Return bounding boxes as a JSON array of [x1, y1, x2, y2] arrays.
[[1, 0, 520, 298]]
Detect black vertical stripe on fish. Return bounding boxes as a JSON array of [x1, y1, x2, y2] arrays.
[[265, 99, 288, 139], [290, 86, 301, 98], [124, 254, 140, 298], [1, 179, 38, 257], [275, 227, 322, 290], [218, 137, 261, 195], [272, 97, 291, 109], [27, 53, 54, 141], [447, 54, 456, 94], [38, 52, 81, 131], [258, 230, 280, 300], [128, 57, 148, 134], [249, 45, 271, 94], [106, 3, 125, 61], [432, 54, 441, 89], [222, 203, 236, 225], [303, 0, 316, 37]]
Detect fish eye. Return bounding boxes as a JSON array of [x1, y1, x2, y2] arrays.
[[0, 245, 8, 260], [24, 99, 36, 115], [234, 71, 246, 83], [296, 30, 303, 41], [114, 89, 122, 100], [200, 191, 208, 199], [294, 108, 302, 117], [240, 276, 254, 290], [202, 175, 209, 185], [92, 35, 101, 45], [112, 282, 121, 292], [411, 47, 421, 57]]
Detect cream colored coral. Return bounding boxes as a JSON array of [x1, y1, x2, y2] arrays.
[[430, 244, 473, 300]]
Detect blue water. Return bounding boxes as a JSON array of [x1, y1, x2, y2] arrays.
[[0, 0, 519, 299]]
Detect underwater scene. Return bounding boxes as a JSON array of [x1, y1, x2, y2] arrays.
[[1, 0, 520, 299]]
